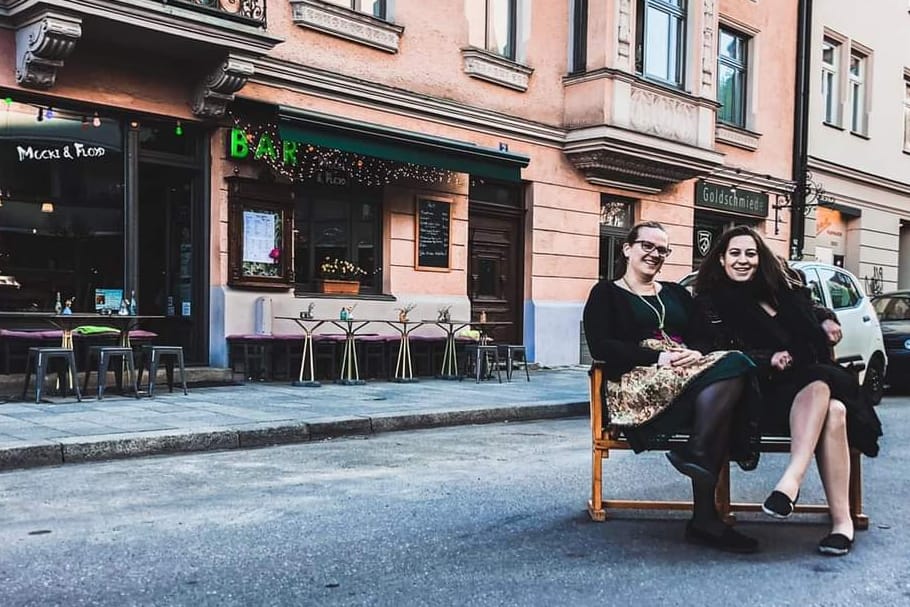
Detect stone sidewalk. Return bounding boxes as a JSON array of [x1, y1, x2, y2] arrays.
[[0, 367, 589, 471]]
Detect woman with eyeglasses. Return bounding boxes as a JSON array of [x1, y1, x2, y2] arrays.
[[694, 225, 881, 556], [583, 221, 761, 554]]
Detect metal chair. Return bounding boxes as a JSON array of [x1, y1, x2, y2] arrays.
[[22, 347, 82, 403], [82, 345, 140, 400], [137, 345, 188, 396], [462, 343, 502, 383], [497, 344, 530, 382]]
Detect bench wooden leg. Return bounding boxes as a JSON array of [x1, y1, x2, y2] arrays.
[[588, 445, 607, 521], [848, 449, 868, 530]]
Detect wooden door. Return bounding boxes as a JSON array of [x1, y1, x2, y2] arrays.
[[468, 207, 522, 345]]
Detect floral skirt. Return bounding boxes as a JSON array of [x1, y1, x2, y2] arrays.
[[605, 339, 756, 456]]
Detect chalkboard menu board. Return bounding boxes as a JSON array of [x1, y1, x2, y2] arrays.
[[416, 198, 451, 270]]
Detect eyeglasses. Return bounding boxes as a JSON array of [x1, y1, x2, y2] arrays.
[[634, 240, 672, 257]]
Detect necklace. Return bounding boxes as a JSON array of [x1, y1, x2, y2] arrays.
[[621, 277, 669, 339]]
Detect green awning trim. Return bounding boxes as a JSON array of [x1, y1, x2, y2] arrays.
[[277, 106, 529, 182]]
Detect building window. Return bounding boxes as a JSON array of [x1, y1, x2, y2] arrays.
[[848, 51, 867, 134], [821, 38, 840, 125], [717, 27, 749, 127], [904, 74, 910, 151], [484, 0, 517, 60], [570, 0, 588, 74], [635, 0, 687, 87], [294, 190, 382, 293], [598, 196, 634, 281], [323, 0, 386, 18]]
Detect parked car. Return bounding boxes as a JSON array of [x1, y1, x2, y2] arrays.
[[871, 290, 910, 391], [680, 262, 887, 405]]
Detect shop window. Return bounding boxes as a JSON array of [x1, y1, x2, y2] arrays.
[[324, 0, 386, 19], [821, 38, 841, 126], [0, 101, 124, 312], [294, 193, 382, 293], [717, 27, 749, 128], [469, 177, 522, 207], [598, 196, 634, 281], [635, 0, 687, 87]]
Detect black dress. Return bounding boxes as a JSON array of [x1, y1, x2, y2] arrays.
[[583, 280, 758, 462], [697, 283, 882, 457]]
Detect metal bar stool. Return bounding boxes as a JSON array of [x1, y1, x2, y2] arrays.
[[82, 345, 140, 400], [497, 344, 530, 382], [22, 347, 82, 403], [137, 345, 188, 396], [461, 343, 502, 383]]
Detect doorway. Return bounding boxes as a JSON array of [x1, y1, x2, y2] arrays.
[[137, 163, 206, 363], [467, 204, 523, 345]]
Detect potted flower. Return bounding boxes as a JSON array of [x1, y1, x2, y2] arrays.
[[317, 257, 368, 295]]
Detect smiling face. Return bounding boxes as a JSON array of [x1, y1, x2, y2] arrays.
[[721, 234, 760, 282], [623, 226, 669, 280]]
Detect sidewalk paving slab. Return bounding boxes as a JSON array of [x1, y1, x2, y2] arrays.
[[0, 367, 590, 471]]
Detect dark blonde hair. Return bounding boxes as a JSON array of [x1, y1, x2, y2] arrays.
[[624, 221, 666, 245]]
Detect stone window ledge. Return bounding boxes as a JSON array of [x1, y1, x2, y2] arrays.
[[290, 0, 403, 53], [715, 123, 762, 151], [461, 47, 533, 92]]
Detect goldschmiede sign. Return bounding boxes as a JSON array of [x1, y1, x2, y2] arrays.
[[695, 180, 768, 217]]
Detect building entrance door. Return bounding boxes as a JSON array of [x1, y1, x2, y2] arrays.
[[137, 163, 207, 363], [467, 205, 522, 345]]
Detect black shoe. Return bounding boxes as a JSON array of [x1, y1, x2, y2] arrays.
[[666, 448, 716, 487], [684, 521, 760, 554], [818, 533, 853, 556], [761, 489, 800, 519]]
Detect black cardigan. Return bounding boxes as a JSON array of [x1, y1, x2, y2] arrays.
[[582, 280, 712, 381]]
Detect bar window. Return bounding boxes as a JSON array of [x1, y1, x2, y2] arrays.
[[717, 27, 749, 127], [598, 196, 635, 281]]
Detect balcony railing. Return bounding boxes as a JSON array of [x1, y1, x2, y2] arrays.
[[170, 0, 267, 26]]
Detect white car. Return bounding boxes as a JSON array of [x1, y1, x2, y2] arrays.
[[680, 262, 887, 404]]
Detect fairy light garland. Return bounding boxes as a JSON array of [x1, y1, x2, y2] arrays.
[[228, 112, 460, 187]]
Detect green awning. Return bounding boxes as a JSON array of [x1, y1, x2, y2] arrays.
[[277, 106, 529, 182]]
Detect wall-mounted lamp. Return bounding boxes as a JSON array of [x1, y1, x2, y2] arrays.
[[40, 202, 54, 213], [772, 170, 826, 239]]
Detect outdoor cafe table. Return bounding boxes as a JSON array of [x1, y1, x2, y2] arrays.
[[276, 318, 375, 386], [381, 319, 423, 383], [274, 316, 328, 387], [421, 319, 513, 380]]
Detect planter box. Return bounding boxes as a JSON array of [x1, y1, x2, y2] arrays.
[[317, 279, 360, 295]]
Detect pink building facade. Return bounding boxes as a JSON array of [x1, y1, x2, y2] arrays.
[[0, 0, 798, 369]]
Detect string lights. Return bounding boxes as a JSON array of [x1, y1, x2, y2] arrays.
[[228, 112, 459, 187]]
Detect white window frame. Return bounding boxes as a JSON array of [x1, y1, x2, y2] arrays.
[[322, 0, 388, 19], [821, 38, 841, 126], [848, 50, 867, 135], [903, 72, 910, 152]]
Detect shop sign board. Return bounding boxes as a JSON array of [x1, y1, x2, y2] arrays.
[[15, 142, 107, 161], [695, 180, 768, 217]]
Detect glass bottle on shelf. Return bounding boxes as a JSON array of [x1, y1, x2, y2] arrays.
[[54, 292, 62, 314], [130, 290, 137, 315]]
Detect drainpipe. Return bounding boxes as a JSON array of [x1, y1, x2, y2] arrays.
[[791, 0, 812, 260]]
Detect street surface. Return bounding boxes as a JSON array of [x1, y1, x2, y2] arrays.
[[0, 397, 908, 607]]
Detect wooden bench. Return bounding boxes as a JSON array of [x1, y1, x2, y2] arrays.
[[587, 363, 868, 530]]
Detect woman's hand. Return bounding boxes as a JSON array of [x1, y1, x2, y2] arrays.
[[657, 349, 703, 367], [771, 350, 793, 371]]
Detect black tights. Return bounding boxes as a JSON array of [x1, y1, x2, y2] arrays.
[[689, 376, 745, 524]]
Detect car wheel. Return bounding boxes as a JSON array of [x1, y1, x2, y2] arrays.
[[863, 355, 885, 406]]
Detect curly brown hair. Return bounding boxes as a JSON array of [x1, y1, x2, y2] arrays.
[[694, 225, 791, 301]]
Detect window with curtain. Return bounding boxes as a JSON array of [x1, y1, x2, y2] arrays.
[[821, 39, 841, 125], [717, 27, 749, 127], [485, 0, 517, 60], [635, 0, 687, 87], [848, 50, 867, 134], [323, 0, 386, 18]]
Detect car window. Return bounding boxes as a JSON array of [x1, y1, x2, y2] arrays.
[[873, 296, 910, 320], [818, 268, 862, 309], [800, 268, 826, 306]]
